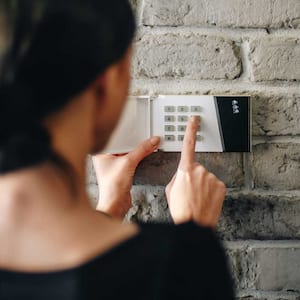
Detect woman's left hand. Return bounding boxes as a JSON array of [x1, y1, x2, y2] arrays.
[[92, 137, 160, 219]]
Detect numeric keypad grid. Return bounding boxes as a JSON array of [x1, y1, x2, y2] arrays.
[[163, 106, 202, 143]]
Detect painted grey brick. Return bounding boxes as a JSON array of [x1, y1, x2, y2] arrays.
[[133, 33, 241, 80], [252, 95, 300, 136], [126, 185, 172, 223], [219, 191, 300, 241], [134, 151, 244, 188], [249, 38, 300, 82], [142, 0, 300, 29], [237, 290, 300, 300], [253, 143, 300, 190], [227, 241, 300, 291], [253, 246, 300, 291], [127, 187, 300, 240], [227, 244, 260, 290]]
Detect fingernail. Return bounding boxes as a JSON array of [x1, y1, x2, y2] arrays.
[[190, 116, 200, 124], [150, 136, 160, 146]]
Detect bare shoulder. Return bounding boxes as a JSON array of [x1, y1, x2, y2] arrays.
[[42, 212, 140, 272], [65, 211, 140, 268], [0, 210, 139, 273]]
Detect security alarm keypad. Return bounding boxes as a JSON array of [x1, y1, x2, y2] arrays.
[[163, 106, 202, 143], [103, 95, 251, 153]]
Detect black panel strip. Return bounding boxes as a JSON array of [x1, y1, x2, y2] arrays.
[[215, 96, 251, 152]]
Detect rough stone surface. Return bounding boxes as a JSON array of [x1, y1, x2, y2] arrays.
[[253, 143, 300, 190], [219, 191, 300, 241], [249, 38, 300, 82], [252, 246, 300, 291], [134, 151, 244, 188], [133, 33, 241, 80], [124, 187, 300, 241], [142, 0, 300, 29], [226, 241, 300, 291], [226, 243, 256, 290], [252, 94, 300, 136], [87, 184, 172, 223], [126, 185, 172, 223], [237, 290, 300, 300]]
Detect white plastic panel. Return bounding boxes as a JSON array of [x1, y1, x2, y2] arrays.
[[102, 95, 250, 154], [151, 95, 223, 152], [103, 96, 150, 153]]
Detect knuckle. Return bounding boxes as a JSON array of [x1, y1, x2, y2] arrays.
[[208, 173, 217, 181], [218, 181, 227, 193], [197, 165, 207, 175], [219, 180, 226, 188]]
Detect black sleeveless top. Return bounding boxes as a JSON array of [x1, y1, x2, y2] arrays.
[[0, 222, 234, 300]]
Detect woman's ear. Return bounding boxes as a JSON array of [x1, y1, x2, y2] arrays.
[[92, 74, 107, 105], [92, 65, 120, 107]]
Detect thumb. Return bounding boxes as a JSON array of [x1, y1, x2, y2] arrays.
[[127, 136, 160, 166]]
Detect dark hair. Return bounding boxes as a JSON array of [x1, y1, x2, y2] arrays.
[[0, 0, 136, 174]]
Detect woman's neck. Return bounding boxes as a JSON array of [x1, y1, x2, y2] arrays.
[[0, 162, 92, 226]]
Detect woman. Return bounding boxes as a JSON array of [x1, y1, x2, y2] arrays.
[[0, 0, 234, 299]]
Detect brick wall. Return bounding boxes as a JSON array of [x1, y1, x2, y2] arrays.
[[88, 1, 300, 298]]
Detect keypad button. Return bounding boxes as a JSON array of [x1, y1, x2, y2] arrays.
[[178, 106, 189, 113], [165, 115, 175, 122], [191, 106, 202, 113], [178, 135, 185, 141], [164, 106, 175, 113], [165, 125, 175, 132], [178, 115, 188, 122], [197, 125, 201, 132], [196, 135, 203, 142], [165, 135, 175, 141], [178, 125, 187, 132]]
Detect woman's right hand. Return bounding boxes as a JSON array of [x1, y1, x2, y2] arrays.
[[165, 117, 226, 229]]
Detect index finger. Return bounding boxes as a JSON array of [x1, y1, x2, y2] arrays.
[[179, 116, 200, 169]]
